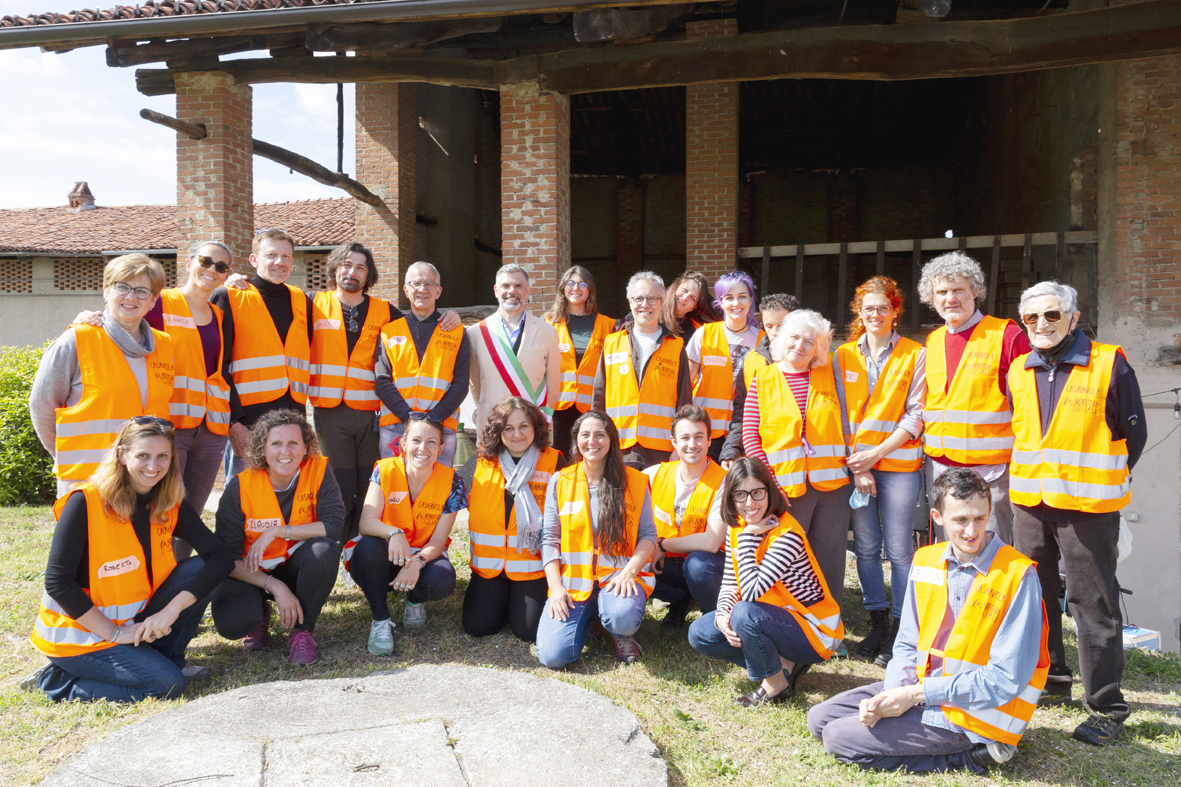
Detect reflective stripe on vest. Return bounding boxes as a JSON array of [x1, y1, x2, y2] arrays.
[[555, 464, 654, 601], [923, 315, 1015, 464], [160, 290, 231, 435], [308, 291, 389, 410], [468, 448, 560, 580], [54, 324, 174, 481], [728, 517, 845, 658], [1009, 343, 1131, 513], [602, 330, 684, 451], [376, 318, 462, 431], [692, 322, 765, 438], [550, 313, 614, 413], [837, 336, 924, 473], [647, 460, 725, 558], [754, 363, 849, 497], [911, 542, 1050, 746], [226, 284, 310, 406], [31, 484, 178, 657], [238, 456, 328, 571], [342, 458, 454, 571]]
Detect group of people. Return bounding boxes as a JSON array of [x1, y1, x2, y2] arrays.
[[25, 233, 1145, 774]]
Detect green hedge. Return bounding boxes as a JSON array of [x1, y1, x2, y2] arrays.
[[0, 344, 55, 505]]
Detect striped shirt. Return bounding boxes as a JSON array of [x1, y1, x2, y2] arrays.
[[716, 520, 824, 617], [741, 370, 809, 466]]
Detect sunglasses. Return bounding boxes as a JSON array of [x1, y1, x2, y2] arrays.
[[565, 280, 590, 291], [196, 255, 231, 274], [131, 415, 173, 429], [731, 487, 768, 503], [1021, 311, 1063, 326]]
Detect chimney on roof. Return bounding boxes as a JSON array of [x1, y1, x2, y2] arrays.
[[67, 182, 96, 213]]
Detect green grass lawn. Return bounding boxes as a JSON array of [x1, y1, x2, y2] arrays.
[[2, 505, 1179, 786]]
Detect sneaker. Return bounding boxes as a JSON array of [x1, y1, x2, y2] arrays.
[[288, 629, 319, 665], [612, 634, 643, 665], [181, 662, 210, 681], [243, 602, 271, 651], [661, 596, 695, 631], [968, 741, 1016, 769], [1072, 713, 1122, 746], [17, 665, 46, 691], [832, 641, 849, 658], [368, 619, 396, 656], [403, 601, 427, 631], [1039, 679, 1073, 706], [339, 563, 356, 588]]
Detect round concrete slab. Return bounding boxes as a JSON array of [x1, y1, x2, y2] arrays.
[[40, 664, 668, 787]]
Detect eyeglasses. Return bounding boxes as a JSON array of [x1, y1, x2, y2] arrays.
[[1021, 311, 1062, 326], [195, 255, 231, 274], [406, 280, 439, 291], [254, 228, 288, 235], [110, 281, 154, 301], [861, 305, 892, 316], [630, 296, 663, 305], [131, 415, 172, 429], [407, 412, 430, 421], [731, 487, 768, 503], [565, 280, 590, 291]]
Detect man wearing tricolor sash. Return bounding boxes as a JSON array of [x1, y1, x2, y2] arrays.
[[468, 264, 562, 438]]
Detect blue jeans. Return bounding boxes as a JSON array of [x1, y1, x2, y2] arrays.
[[223, 438, 246, 481], [688, 601, 823, 681], [683, 550, 726, 612], [39, 558, 211, 704], [535, 585, 647, 669], [850, 469, 919, 618]]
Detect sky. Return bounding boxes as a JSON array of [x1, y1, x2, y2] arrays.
[[0, 0, 357, 209]]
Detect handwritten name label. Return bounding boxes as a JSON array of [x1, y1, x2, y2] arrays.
[[98, 555, 140, 578], [559, 343, 572, 353], [163, 313, 195, 330], [702, 355, 728, 367], [653, 507, 672, 525], [314, 319, 341, 331], [912, 565, 944, 586], [386, 335, 408, 347], [529, 470, 552, 485], [559, 501, 584, 516], [388, 491, 409, 506], [246, 517, 282, 533], [605, 352, 629, 365], [845, 370, 859, 384]]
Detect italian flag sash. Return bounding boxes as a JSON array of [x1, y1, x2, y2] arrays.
[[480, 317, 553, 419]]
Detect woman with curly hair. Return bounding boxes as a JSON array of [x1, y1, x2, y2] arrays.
[[211, 409, 344, 665], [463, 397, 567, 641]]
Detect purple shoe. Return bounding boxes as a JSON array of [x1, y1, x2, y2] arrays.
[[288, 629, 319, 665]]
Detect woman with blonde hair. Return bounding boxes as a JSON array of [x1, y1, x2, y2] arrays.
[[29, 417, 234, 702]]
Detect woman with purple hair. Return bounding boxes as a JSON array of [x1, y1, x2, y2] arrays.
[[686, 271, 765, 462]]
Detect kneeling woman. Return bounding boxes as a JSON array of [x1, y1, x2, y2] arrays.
[[32, 417, 234, 703], [536, 412, 657, 667], [347, 415, 465, 655], [212, 410, 344, 665], [689, 458, 845, 706], [464, 397, 565, 642]]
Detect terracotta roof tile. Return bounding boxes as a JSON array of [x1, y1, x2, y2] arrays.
[[0, 0, 363, 29], [0, 197, 354, 255]]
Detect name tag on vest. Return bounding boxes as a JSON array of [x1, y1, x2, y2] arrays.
[[912, 565, 944, 586], [653, 507, 672, 525], [559, 343, 571, 353], [314, 319, 341, 331], [845, 370, 859, 383], [388, 491, 409, 506], [605, 352, 628, 365], [247, 517, 282, 533], [97, 555, 140, 578], [559, 501, 584, 516], [530, 470, 552, 485], [702, 354, 728, 367], [386, 335, 408, 347], [163, 313, 196, 330]]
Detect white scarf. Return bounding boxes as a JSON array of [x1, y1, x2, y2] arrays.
[[499, 445, 543, 552]]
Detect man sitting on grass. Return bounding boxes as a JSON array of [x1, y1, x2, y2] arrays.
[[807, 467, 1050, 773]]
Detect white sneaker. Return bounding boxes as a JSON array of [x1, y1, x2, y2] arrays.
[[368, 619, 396, 656], [402, 601, 427, 631], [17, 666, 46, 691], [181, 662, 210, 680], [339, 563, 356, 588]]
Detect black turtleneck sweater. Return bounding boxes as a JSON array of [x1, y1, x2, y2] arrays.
[[211, 276, 316, 428]]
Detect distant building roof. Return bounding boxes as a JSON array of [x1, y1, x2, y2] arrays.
[[0, 0, 355, 29], [0, 196, 354, 255]]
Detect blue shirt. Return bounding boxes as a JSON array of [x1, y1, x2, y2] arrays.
[[369, 461, 467, 514], [884, 533, 1045, 743]]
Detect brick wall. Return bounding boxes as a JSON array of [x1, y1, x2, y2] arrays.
[[617, 179, 646, 272], [1115, 54, 1181, 324], [501, 82, 571, 306], [175, 72, 253, 271], [355, 82, 416, 305], [828, 172, 858, 243], [685, 18, 739, 278]]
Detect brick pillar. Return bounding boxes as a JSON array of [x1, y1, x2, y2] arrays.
[[685, 18, 739, 278], [501, 82, 571, 305], [355, 82, 416, 305], [175, 72, 253, 272]]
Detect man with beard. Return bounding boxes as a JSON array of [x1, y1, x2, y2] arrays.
[[375, 261, 470, 468], [468, 264, 562, 438]]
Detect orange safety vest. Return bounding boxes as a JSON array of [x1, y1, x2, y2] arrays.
[[742, 348, 770, 393], [648, 459, 726, 558], [159, 289, 231, 435], [836, 337, 924, 473], [550, 313, 614, 413], [342, 458, 456, 569], [728, 516, 845, 658], [602, 329, 683, 451], [377, 317, 463, 431], [912, 542, 1050, 746], [555, 463, 655, 601], [237, 455, 328, 571], [1009, 343, 1131, 513], [54, 323, 174, 481], [468, 448, 560, 580], [226, 283, 310, 407], [693, 322, 766, 439], [924, 315, 1015, 465], [308, 291, 390, 411], [32, 484, 178, 657], [754, 363, 849, 497]]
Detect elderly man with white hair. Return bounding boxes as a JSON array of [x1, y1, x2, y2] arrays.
[[918, 252, 1030, 545], [741, 309, 853, 606], [1008, 280, 1145, 746], [594, 270, 693, 470]]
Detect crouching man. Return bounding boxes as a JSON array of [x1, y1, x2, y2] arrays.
[[807, 467, 1049, 774]]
